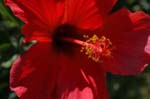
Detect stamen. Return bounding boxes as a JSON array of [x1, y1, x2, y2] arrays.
[[60, 34, 113, 63], [82, 34, 113, 62]]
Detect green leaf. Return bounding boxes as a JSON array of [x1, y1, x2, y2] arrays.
[[1, 54, 18, 68], [0, 43, 11, 51]]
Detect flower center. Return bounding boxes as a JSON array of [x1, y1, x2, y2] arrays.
[[52, 24, 113, 62], [52, 24, 81, 53]]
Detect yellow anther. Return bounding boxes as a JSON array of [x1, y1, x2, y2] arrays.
[[86, 34, 99, 43], [81, 34, 113, 63]]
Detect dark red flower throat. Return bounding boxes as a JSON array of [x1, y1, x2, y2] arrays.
[[52, 24, 80, 53]]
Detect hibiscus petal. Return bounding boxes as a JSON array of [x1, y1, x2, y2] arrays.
[[145, 35, 150, 55], [101, 8, 150, 75], [10, 42, 60, 98], [63, 0, 117, 30], [56, 53, 109, 99], [5, 0, 64, 33]]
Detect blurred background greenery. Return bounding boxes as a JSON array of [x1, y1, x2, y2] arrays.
[[0, 0, 150, 99]]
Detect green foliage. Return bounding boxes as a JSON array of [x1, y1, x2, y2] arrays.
[[0, 0, 150, 99]]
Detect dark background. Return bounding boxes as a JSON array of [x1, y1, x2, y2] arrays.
[[0, 0, 150, 99]]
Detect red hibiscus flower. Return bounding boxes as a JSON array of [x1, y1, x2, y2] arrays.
[[5, 0, 150, 99]]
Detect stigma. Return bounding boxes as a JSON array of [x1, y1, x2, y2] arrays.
[[80, 34, 113, 62]]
